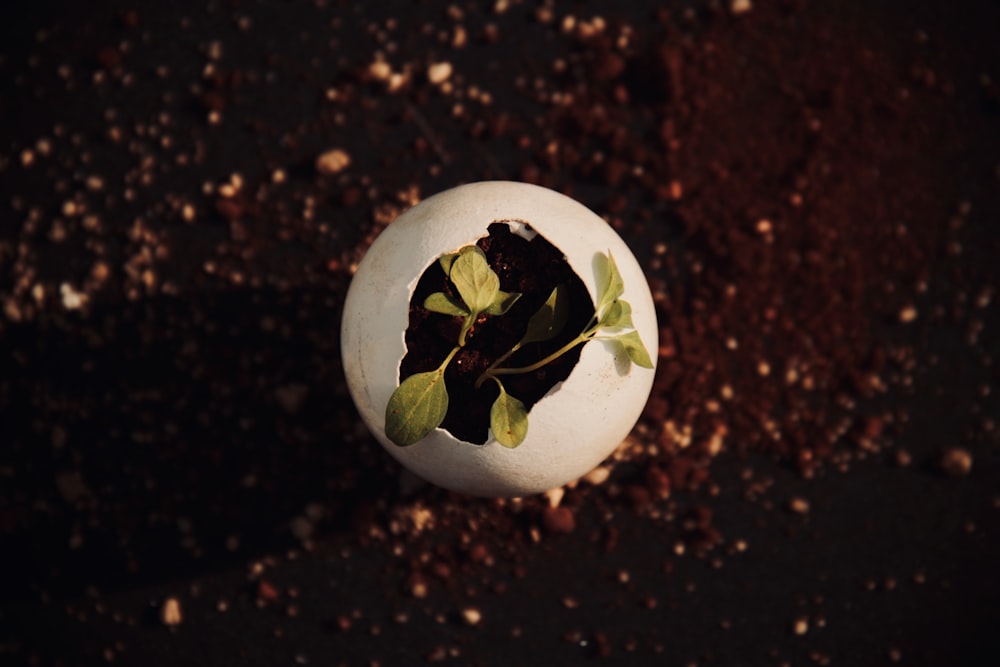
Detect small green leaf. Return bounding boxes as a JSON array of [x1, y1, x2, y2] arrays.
[[519, 284, 569, 345], [449, 246, 500, 314], [440, 245, 484, 275], [616, 330, 654, 369], [594, 251, 625, 316], [490, 386, 528, 448], [486, 290, 521, 316], [438, 252, 459, 275], [424, 292, 469, 317], [598, 299, 635, 329], [617, 300, 635, 328], [599, 301, 624, 328], [385, 370, 450, 446]]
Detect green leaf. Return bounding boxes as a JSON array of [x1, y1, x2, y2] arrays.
[[594, 251, 625, 316], [519, 284, 569, 345], [616, 330, 654, 369], [385, 370, 450, 446], [449, 246, 500, 314], [490, 386, 528, 448], [485, 290, 521, 316], [440, 245, 483, 275], [598, 299, 635, 329], [617, 300, 635, 328], [423, 291, 469, 317], [599, 301, 623, 328], [438, 252, 459, 275]]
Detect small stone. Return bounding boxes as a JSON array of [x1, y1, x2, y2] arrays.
[[160, 597, 182, 626], [60, 283, 88, 310], [561, 596, 580, 609], [940, 447, 972, 477], [316, 148, 351, 175], [427, 61, 453, 86], [387, 72, 408, 93], [730, 0, 753, 15], [792, 617, 808, 636], [898, 305, 918, 323], [461, 607, 482, 626], [3, 298, 23, 322], [257, 579, 280, 602], [788, 497, 810, 514], [668, 180, 683, 200], [542, 506, 575, 534], [369, 60, 392, 81], [407, 574, 428, 599], [583, 466, 611, 485]]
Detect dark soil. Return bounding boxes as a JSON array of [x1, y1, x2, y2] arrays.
[[0, 1, 997, 666], [400, 222, 591, 443]]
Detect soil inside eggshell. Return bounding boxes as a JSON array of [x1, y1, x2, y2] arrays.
[[400, 222, 593, 444]]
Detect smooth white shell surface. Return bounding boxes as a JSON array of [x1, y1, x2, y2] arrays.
[[341, 181, 657, 497]]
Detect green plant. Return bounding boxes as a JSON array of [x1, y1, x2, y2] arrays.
[[385, 245, 653, 448]]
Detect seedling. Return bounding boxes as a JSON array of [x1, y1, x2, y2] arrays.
[[385, 244, 653, 448]]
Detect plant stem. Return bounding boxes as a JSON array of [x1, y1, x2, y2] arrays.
[[441, 345, 461, 368], [439, 345, 461, 371], [474, 342, 522, 388], [458, 314, 474, 347], [488, 332, 591, 377], [475, 314, 602, 386]]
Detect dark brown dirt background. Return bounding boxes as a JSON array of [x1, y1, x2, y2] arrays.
[[0, 0, 997, 665]]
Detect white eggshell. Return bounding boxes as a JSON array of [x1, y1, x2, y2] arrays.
[[341, 181, 657, 497]]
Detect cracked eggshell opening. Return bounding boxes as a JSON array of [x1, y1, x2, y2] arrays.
[[341, 181, 658, 497]]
